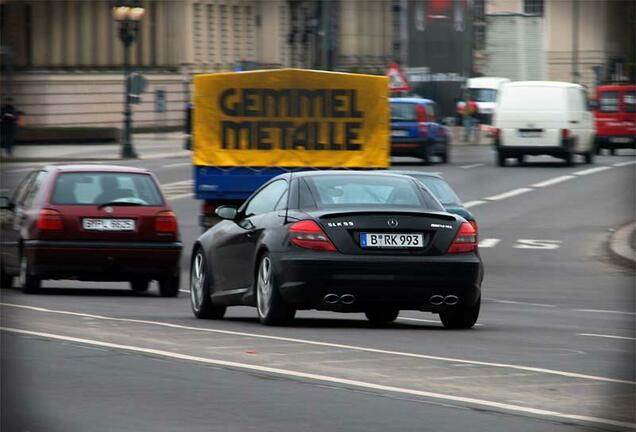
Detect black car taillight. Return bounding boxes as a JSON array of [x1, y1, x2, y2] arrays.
[[447, 222, 477, 254], [289, 220, 336, 252], [37, 209, 63, 231], [155, 210, 178, 233]]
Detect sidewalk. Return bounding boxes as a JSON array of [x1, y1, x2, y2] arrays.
[[448, 125, 493, 146], [1, 132, 191, 164], [608, 222, 636, 269]]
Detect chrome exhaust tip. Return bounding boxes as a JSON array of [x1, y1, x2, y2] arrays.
[[429, 295, 445, 306], [444, 295, 459, 306], [340, 294, 356, 305], [324, 294, 340, 304]]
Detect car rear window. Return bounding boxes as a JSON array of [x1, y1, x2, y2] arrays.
[[412, 176, 461, 206], [599, 91, 619, 113], [469, 88, 497, 103], [302, 175, 443, 210], [51, 172, 163, 205], [390, 103, 417, 121], [624, 91, 635, 113]]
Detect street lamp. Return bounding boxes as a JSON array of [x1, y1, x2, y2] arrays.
[[112, 0, 145, 159]]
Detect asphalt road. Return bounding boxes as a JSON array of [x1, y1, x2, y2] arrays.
[[1, 147, 635, 432]]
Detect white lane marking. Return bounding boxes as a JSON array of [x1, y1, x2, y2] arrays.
[[179, 289, 191, 294], [397, 316, 484, 327], [478, 238, 500, 248], [612, 160, 636, 167], [531, 175, 575, 188], [1, 302, 632, 385], [488, 299, 557, 308], [166, 193, 194, 201], [578, 333, 636, 341], [572, 166, 613, 176], [513, 239, 562, 250], [163, 162, 191, 168], [2, 327, 633, 430], [463, 200, 486, 208], [160, 180, 194, 201], [574, 309, 636, 316], [460, 163, 484, 169], [484, 188, 533, 201]]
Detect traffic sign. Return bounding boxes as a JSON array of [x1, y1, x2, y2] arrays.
[[386, 63, 411, 92], [128, 73, 147, 105]]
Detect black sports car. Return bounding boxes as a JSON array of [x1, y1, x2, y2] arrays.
[[189, 171, 483, 328]]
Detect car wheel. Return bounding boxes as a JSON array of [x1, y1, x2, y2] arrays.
[[130, 279, 149, 292], [517, 155, 525, 165], [564, 151, 574, 166], [365, 308, 399, 325], [496, 151, 506, 167], [190, 249, 226, 319], [158, 273, 180, 297], [583, 150, 594, 164], [256, 253, 295, 326], [1, 264, 13, 289], [420, 142, 433, 165], [440, 148, 450, 164], [439, 296, 480, 329], [19, 255, 40, 294], [610, 148, 616, 156]]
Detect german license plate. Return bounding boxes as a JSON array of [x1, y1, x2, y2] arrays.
[[391, 130, 409, 137], [518, 131, 542, 137], [360, 232, 424, 248], [610, 137, 632, 143], [83, 218, 135, 231]]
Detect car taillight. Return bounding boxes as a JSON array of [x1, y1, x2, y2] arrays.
[[561, 128, 571, 141], [493, 127, 501, 141], [468, 220, 478, 237], [447, 222, 477, 254], [416, 104, 428, 135], [202, 201, 217, 216], [37, 209, 63, 231], [155, 210, 178, 233], [289, 220, 336, 252]]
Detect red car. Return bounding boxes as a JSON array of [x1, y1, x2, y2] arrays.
[[0, 165, 182, 295], [593, 84, 636, 154]]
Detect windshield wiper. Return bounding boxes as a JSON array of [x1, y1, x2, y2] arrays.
[[97, 201, 145, 209]]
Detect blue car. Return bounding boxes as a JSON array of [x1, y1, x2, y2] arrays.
[[390, 98, 450, 164]]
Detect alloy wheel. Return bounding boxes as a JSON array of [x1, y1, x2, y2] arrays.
[[191, 252, 205, 311], [257, 256, 273, 318]]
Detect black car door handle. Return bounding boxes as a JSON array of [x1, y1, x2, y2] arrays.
[[569, 120, 579, 124]]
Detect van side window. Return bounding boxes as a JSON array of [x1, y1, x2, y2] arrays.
[[425, 104, 436, 122], [599, 91, 619, 113], [624, 91, 635, 113]]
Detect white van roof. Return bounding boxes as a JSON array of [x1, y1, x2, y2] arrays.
[[467, 77, 510, 88], [503, 81, 584, 89]]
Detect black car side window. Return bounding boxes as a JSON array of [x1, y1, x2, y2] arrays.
[[12, 171, 37, 207], [21, 171, 47, 209], [244, 180, 287, 217]]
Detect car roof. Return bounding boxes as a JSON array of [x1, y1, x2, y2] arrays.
[[503, 81, 583, 89], [390, 97, 434, 105], [273, 170, 418, 181], [384, 170, 444, 180], [45, 164, 152, 174]]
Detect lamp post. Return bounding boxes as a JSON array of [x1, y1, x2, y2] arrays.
[[112, 1, 145, 159]]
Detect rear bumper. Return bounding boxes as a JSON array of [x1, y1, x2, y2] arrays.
[[271, 251, 483, 312], [496, 143, 574, 157], [390, 138, 446, 157], [24, 240, 182, 281]]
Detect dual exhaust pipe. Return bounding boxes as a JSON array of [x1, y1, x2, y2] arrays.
[[324, 293, 356, 305], [429, 295, 459, 306]]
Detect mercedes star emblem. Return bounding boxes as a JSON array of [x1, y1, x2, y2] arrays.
[[387, 218, 398, 228]]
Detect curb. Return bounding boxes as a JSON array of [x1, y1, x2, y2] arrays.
[[608, 222, 636, 268]]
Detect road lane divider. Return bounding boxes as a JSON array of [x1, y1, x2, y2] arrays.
[[460, 163, 485, 169], [478, 238, 500, 248], [577, 333, 636, 341], [1, 326, 633, 430], [1, 302, 633, 385], [612, 160, 636, 167], [572, 166, 613, 176], [484, 188, 533, 201], [530, 175, 575, 188], [463, 200, 486, 208]]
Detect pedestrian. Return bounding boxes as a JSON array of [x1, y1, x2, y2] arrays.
[[463, 96, 479, 144], [1, 97, 18, 157]]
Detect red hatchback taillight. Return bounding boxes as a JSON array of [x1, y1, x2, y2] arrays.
[[447, 222, 477, 254], [561, 128, 571, 141], [289, 220, 336, 252], [37, 209, 63, 231], [155, 210, 178, 233]]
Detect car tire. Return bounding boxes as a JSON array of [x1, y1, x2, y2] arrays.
[[439, 296, 480, 329], [583, 150, 594, 164], [496, 151, 506, 167], [517, 155, 524, 165], [610, 148, 616, 156], [365, 308, 399, 325], [19, 255, 40, 294], [130, 279, 149, 292], [1, 265, 13, 289], [256, 253, 295, 326], [190, 249, 226, 319], [440, 148, 450, 164], [564, 151, 574, 166], [420, 142, 433, 165], [158, 273, 180, 297]]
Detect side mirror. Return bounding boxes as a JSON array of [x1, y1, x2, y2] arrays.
[[215, 205, 238, 221], [0, 196, 13, 210]]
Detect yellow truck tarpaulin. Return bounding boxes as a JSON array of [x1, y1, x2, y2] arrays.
[[193, 69, 389, 168]]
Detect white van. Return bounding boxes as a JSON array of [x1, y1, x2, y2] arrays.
[[457, 77, 510, 124], [493, 81, 595, 166]]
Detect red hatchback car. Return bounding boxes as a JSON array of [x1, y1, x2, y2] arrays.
[[0, 165, 182, 295]]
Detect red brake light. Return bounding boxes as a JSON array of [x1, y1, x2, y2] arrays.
[[468, 220, 478, 236], [448, 222, 477, 254], [155, 210, 178, 233], [37, 209, 63, 231], [289, 220, 336, 252], [561, 128, 571, 140], [202, 201, 217, 216], [493, 127, 501, 141], [416, 104, 428, 135]]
